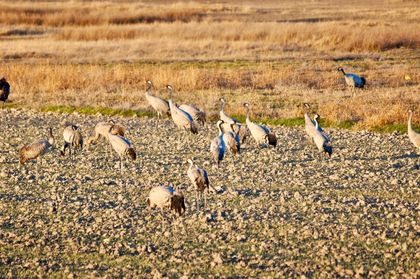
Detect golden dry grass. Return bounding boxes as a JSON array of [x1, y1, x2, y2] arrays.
[[0, 0, 419, 130]]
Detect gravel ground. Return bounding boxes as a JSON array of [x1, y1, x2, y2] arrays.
[[0, 109, 419, 277]]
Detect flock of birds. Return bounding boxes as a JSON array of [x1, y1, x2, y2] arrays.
[[2, 67, 419, 217]]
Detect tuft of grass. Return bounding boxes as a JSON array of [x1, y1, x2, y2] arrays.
[[371, 124, 408, 134]]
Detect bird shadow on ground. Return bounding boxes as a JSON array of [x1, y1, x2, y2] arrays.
[[391, 153, 419, 160], [343, 153, 419, 162], [233, 188, 263, 197]]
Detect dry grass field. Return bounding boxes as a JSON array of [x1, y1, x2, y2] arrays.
[[0, 0, 420, 278], [0, 0, 419, 130]]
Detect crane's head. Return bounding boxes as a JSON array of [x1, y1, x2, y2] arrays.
[[187, 158, 194, 165], [243, 103, 250, 108], [216, 120, 224, 130], [337, 67, 346, 74], [219, 98, 225, 103], [166, 85, 173, 91], [146, 80, 152, 85]]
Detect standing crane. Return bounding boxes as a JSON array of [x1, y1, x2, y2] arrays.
[[312, 115, 332, 158], [408, 110, 420, 150], [107, 127, 136, 172], [337, 67, 366, 97], [144, 80, 170, 119], [187, 159, 215, 211], [166, 85, 198, 135], [219, 98, 249, 144], [210, 120, 226, 166]]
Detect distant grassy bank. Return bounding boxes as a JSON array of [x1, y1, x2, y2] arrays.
[[3, 104, 417, 134]]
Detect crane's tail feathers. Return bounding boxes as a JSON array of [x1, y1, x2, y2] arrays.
[[360, 77, 366, 87], [127, 148, 137, 161], [191, 123, 198, 134]]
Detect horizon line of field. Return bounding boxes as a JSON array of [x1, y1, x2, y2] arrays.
[[2, 103, 417, 134]]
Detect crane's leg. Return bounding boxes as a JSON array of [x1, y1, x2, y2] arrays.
[[120, 157, 123, 173], [203, 191, 207, 210]]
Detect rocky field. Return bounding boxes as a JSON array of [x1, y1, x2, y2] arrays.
[[0, 109, 419, 277]]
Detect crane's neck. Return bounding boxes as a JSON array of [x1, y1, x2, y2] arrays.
[[48, 128, 54, 145], [230, 123, 237, 135], [220, 101, 225, 112], [168, 99, 174, 109], [339, 68, 346, 75], [146, 83, 152, 94], [314, 116, 319, 130], [245, 106, 250, 121], [408, 111, 413, 132], [217, 122, 223, 136]]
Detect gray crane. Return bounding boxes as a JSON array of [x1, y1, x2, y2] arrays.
[[187, 159, 215, 211], [312, 115, 332, 158], [60, 124, 83, 156], [86, 120, 125, 153], [244, 103, 277, 147], [19, 128, 54, 170], [145, 80, 170, 119], [337, 67, 366, 97], [303, 104, 328, 142], [408, 110, 420, 150], [210, 120, 226, 166], [179, 104, 206, 126], [107, 128, 136, 171], [147, 186, 185, 216], [219, 98, 237, 124], [0, 77, 10, 108], [166, 85, 198, 135], [219, 98, 249, 143], [223, 122, 240, 155]]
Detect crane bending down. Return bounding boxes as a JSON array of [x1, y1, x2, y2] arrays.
[[19, 128, 54, 170], [61, 124, 83, 156], [147, 186, 186, 216], [86, 120, 125, 153], [244, 103, 277, 147], [179, 104, 206, 126], [0, 77, 10, 108]]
